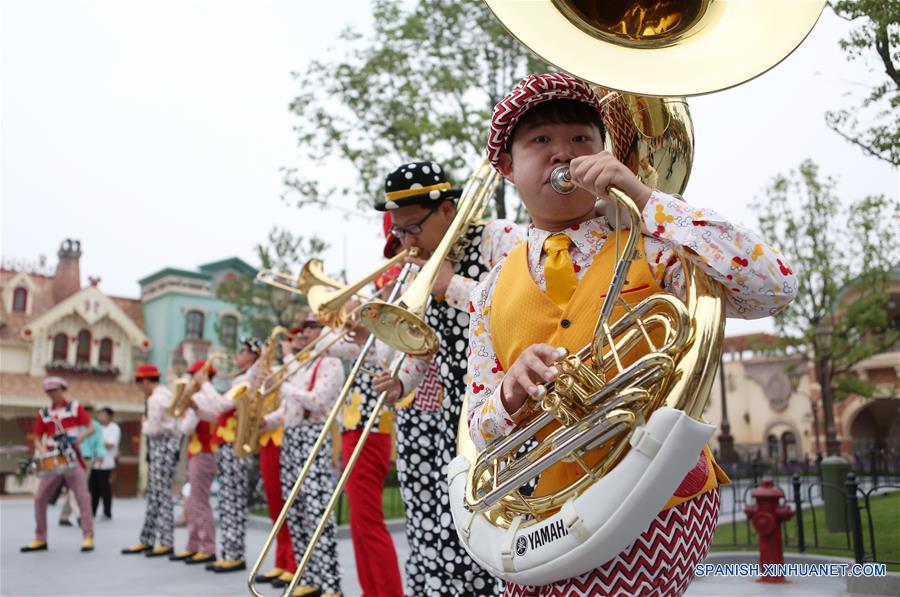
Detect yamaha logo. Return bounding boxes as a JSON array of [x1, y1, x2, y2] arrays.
[[515, 536, 528, 556], [525, 519, 569, 551]]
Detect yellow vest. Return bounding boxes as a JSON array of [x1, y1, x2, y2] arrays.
[[490, 229, 728, 510]]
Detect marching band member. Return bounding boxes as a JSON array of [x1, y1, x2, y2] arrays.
[[466, 72, 797, 596], [372, 162, 524, 596], [21, 376, 96, 554], [263, 315, 343, 597], [122, 364, 179, 558], [334, 246, 405, 597], [169, 360, 220, 565], [192, 338, 261, 573], [254, 345, 297, 588]]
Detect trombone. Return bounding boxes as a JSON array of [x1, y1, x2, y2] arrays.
[[257, 249, 410, 328], [359, 158, 500, 355], [248, 260, 415, 597], [248, 158, 500, 596], [255, 258, 346, 297]]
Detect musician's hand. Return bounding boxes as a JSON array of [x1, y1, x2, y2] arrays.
[[280, 340, 294, 358], [349, 324, 371, 345], [501, 344, 565, 415], [193, 370, 209, 385], [569, 151, 652, 212], [405, 256, 455, 297], [188, 399, 198, 411], [372, 373, 404, 405]]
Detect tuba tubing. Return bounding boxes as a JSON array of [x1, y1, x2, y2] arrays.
[[450, 407, 715, 584]]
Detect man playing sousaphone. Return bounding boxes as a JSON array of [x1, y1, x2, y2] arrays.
[[465, 72, 798, 596], [21, 376, 96, 554], [371, 161, 524, 596]]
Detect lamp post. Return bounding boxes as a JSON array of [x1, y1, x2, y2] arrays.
[[718, 354, 736, 465]]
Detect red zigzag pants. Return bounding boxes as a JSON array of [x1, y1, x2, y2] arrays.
[[506, 488, 720, 597]]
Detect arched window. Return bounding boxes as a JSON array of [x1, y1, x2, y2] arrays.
[[52, 333, 68, 362], [767, 434, 780, 462], [12, 287, 28, 312], [98, 338, 114, 366], [185, 311, 205, 340], [76, 330, 92, 364], [220, 315, 238, 349]]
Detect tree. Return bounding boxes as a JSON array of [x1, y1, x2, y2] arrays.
[[755, 159, 900, 456], [827, 0, 900, 166], [282, 0, 550, 219], [216, 227, 327, 340]]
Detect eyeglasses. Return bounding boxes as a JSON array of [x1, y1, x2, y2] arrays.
[[389, 206, 440, 238]]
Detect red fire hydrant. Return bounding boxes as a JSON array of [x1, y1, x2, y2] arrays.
[[744, 479, 794, 583]]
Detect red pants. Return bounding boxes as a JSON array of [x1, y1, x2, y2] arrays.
[[342, 430, 403, 597], [259, 441, 296, 572]]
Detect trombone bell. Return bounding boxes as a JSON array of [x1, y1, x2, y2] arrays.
[[359, 300, 440, 357]]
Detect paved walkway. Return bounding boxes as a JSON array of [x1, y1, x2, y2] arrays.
[[1, 496, 407, 597], [1, 497, 865, 597]]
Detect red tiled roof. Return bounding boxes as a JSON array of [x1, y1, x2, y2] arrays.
[[0, 272, 57, 340], [110, 295, 145, 331], [0, 372, 145, 405], [0, 272, 146, 340]]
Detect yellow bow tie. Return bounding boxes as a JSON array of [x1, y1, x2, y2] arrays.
[[543, 233, 577, 308]]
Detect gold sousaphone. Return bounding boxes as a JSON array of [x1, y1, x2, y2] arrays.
[[447, 0, 825, 585]]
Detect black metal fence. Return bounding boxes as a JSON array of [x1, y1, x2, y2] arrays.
[[713, 449, 900, 567]]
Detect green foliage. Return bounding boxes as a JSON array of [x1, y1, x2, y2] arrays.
[[827, 0, 900, 165], [216, 227, 327, 340], [282, 0, 550, 219], [755, 159, 900, 401]]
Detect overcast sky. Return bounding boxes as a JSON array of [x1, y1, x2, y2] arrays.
[[2, 1, 898, 337]]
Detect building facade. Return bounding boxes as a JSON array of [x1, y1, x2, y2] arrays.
[[0, 239, 151, 494], [139, 257, 255, 382], [706, 330, 899, 466]]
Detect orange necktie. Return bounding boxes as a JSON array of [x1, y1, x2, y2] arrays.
[[543, 233, 577, 308]]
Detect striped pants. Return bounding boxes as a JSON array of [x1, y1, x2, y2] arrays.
[[216, 443, 249, 561], [279, 424, 341, 594], [505, 489, 720, 597], [139, 434, 180, 547], [184, 452, 217, 554]]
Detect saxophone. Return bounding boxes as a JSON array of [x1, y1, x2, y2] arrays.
[[232, 327, 288, 458], [167, 353, 226, 418]]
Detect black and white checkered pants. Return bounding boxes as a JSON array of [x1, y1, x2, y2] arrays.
[[139, 433, 180, 547], [280, 424, 341, 594], [216, 442, 249, 561]]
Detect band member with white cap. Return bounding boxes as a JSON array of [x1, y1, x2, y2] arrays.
[[21, 376, 96, 554]]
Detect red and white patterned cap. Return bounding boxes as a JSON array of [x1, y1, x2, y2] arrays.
[[42, 376, 68, 392], [486, 72, 604, 168]]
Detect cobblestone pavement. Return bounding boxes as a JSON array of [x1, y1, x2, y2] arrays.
[[3, 497, 858, 597]]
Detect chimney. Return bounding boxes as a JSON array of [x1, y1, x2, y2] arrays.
[[54, 239, 82, 302]]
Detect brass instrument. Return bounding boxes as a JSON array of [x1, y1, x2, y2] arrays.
[[248, 262, 415, 597], [249, 159, 501, 596], [359, 158, 500, 355], [257, 251, 409, 328], [256, 258, 347, 297], [307, 249, 409, 328], [231, 326, 288, 458], [445, 0, 825, 585], [168, 353, 226, 418]]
